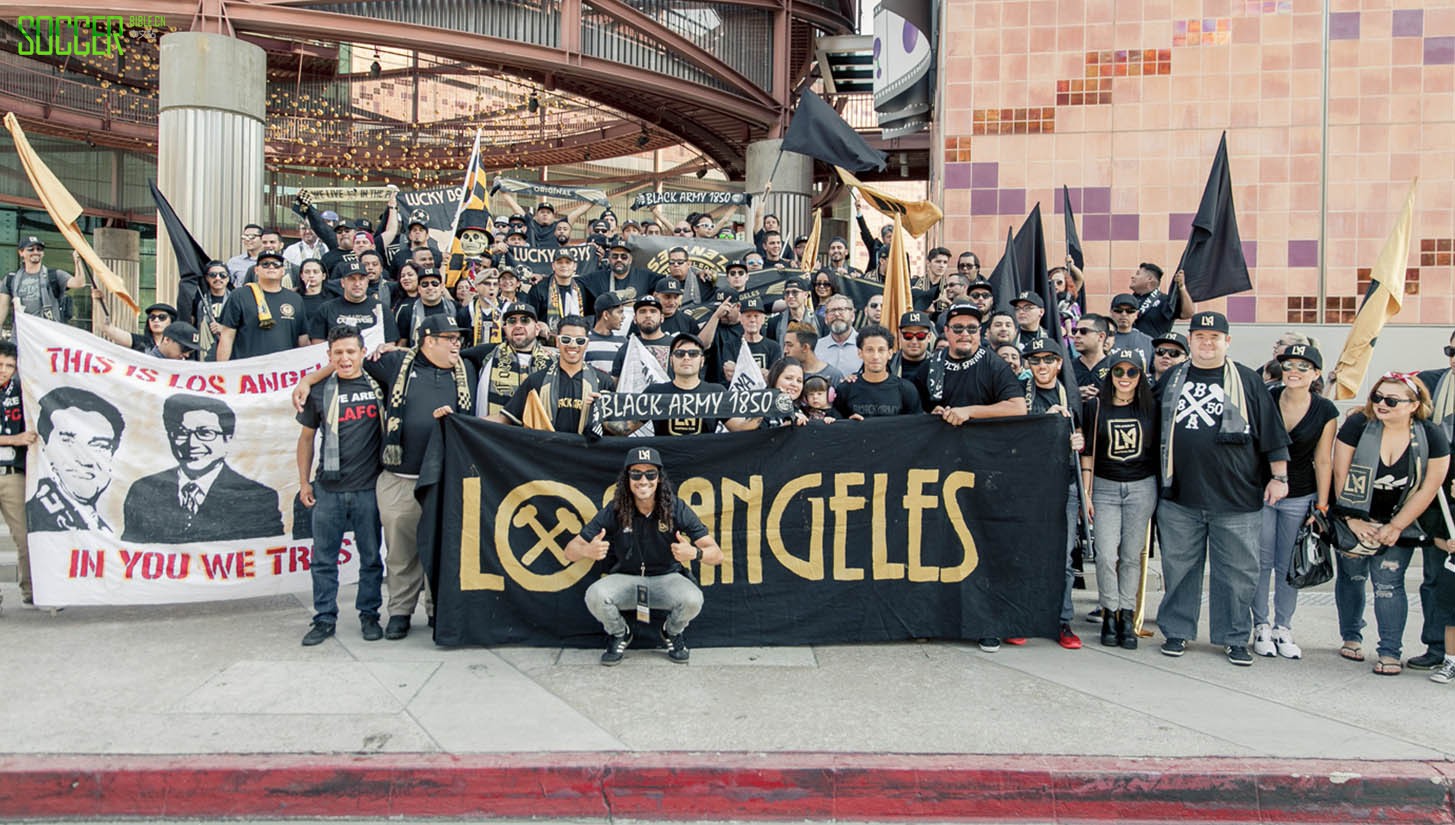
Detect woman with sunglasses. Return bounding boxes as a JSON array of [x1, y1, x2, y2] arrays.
[[1080, 349, 1159, 648], [1253, 344, 1337, 659], [91, 295, 177, 355], [811, 273, 840, 324], [1332, 372, 1450, 675]]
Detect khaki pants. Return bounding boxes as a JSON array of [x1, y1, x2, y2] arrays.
[[376, 471, 431, 618], [0, 473, 30, 602]]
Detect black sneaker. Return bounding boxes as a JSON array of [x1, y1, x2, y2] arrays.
[[978, 637, 1001, 652], [301, 622, 335, 647], [1160, 638, 1186, 657], [1406, 650, 1445, 670], [1226, 644, 1253, 666], [361, 617, 383, 642], [661, 626, 690, 663], [384, 615, 411, 640], [601, 626, 633, 666]]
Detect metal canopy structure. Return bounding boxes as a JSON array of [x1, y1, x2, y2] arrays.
[[0, 0, 864, 180]]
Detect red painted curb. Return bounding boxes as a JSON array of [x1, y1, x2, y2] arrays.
[[0, 753, 1451, 822]]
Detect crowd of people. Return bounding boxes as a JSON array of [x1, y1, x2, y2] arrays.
[[2, 192, 1453, 682]]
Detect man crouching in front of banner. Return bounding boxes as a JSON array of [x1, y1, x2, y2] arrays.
[[563, 447, 722, 665]]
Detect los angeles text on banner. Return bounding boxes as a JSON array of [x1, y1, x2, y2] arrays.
[[416, 414, 1071, 647], [16, 313, 382, 606]]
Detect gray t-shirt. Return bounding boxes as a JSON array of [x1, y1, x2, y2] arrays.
[[3, 267, 71, 320]]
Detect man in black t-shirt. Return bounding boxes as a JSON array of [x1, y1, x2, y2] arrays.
[[834, 325, 919, 419], [296, 326, 386, 647], [1071, 314, 1111, 400], [1154, 312, 1290, 665], [216, 251, 309, 360], [890, 311, 934, 379], [1129, 262, 1193, 337], [310, 266, 399, 344], [492, 315, 618, 435], [911, 305, 1026, 422], [394, 268, 467, 347], [563, 446, 723, 664], [638, 334, 757, 436]]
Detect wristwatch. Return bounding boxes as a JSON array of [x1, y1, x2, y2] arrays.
[[693, 547, 703, 562], [1272, 474, 1289, 483]]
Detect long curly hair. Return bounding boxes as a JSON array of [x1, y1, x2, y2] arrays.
[[613, 463, 675, 533]]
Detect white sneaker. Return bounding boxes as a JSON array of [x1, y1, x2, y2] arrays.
[[1252, 623, 1275, 657], [1431, 659, 1455, 684], [1272, 626, 1302, 659]]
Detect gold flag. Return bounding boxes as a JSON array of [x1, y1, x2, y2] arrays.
[[881, 213, 913, 337], [1332, 179, 1418, 400], [520, 389, 556, 432], [800, 208, 824, 275], [4, 113, 138, 311], [836, 166, 943, 237]]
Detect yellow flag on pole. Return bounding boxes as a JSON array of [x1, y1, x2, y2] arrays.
[[520, 388, 556, 432], [4, 113, 138, 311], [881, 213, 914, 338], [1331, 179, 1417, 400], [836, 167, 943, 237], [800, 208, 824, 275]]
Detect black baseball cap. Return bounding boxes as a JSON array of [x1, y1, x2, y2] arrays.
[[1110, 293, 1141, 310], [19, 236, 44, 250], [711, 286, 740, 303], [255, 250, 285, 266], [1278, 343, 1323, 370], [1107, 348, 1146, 370], [654, 277, 684, 295], [739, 296, 767, 314], [503, 304, 538, 321], [634, 294, 663, 311], [594, 292, 623, 313], [419, 313, 461, 337], [624, 445, 663, 469], [671, 332, 706, 352], [967, 277, 994, 295], [1189, 311, 1230, 334], [143, 302, 178, 319], [1010, 291, 1044, 309], [1152, 331, 1189, 351], [535, 202, 555, 214], [900, 310, 933, 329], [1023, 336, 1063, 358], [340, 265, 368, 280], [553, 249, 576, 262], [608, 239, 632, 252], [725, 260, 749, 273], [945, 304, 984, 322], [782, 276, 809, 292], [416, 268, 444, 284], [162, 321, 202, 352]]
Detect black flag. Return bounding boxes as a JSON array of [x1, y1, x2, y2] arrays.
[[1179, 132, 1252, 301], [987, 226, 1018, 310], [781, 89, 889, 172], [1062, 185, 1084, 270], [149, 179, 212, 284], [1014, 203, 1051, 299]]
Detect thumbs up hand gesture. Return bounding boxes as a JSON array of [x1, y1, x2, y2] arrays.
[[585, 528, 610, 560], [670, 530, 698, 564]]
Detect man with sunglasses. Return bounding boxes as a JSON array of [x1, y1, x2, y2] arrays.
[[911, 304, 1026, 423], [2, 236, 83, 331], [1107, 294, 1155, 364], [965, 277, 996, 317], [465, 305, 557, 417], [765, 276, 824, 346], [490, 315, 617, 435], [224, 223, 264, 287], [638, 333, 757, 436], [395, 268, 468, 348], [1154, 312, 1289, 666], [653, 274, 702, 338], [565, 446, 722, 665], [1071, 314, 1112, 400], [1150, 332, 1189, 386], [583, 240, 653, 307], [890, 311, 934, 379], [216, 251, 309, 361]]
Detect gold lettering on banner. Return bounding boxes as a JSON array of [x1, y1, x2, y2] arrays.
[[459, 477, 504, 591], [870, 473, 904, 580], [939, 470, 979, 583], [679, 478, 716, 583], [766, 473, 825, 580], [717, 476, 764, 585], [493, 480, 598, 592], [829, 473, 867, 581], [903, 469, 941, 582]]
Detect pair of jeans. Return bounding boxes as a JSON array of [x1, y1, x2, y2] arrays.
[[1091, 476, 1158, 612], [1155, 500, 1262, 646], [1418, 546, 1455, 656], [585, 572, 705, 636], [1254, 493, 1315, 628], [309, 485, 384, 626], [1335, 545, 1414, 660], [1063, 482, 1079, 623]]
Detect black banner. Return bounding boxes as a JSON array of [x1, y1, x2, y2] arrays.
[[492, 177, 611, 208], [591, 389, 789, 422], [505, 243, 598, 279], [630, 190, 752, 210], [627, 236, 755, 278], [417, 414, 1071, 647]]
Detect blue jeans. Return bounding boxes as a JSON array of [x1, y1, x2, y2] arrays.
[[1254, 493, 1315, 628], [1418, 546, 1455, 656], [309, 485, 384, 626], [1091, 476, 1158, 612], [585, 572, 704, 636], [1156, 500, 1261, 646], [1335, 545, 1414, 660], [1063, 482, 1079, 623]]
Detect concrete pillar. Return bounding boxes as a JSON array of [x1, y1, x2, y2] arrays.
[[156, 32, 266, 307], [745, 139, 812, 249], [92, 228, 141, 335]]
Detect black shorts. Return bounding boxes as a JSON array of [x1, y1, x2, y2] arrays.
[[1437, 551, 1455, 613]]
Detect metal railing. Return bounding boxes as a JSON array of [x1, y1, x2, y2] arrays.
[[0, 51, 157, 125]]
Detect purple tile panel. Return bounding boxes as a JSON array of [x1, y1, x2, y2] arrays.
[[1287, 240, 1319, 267], [1168, 213, 1196, 241], [1083, 213, 1112, 241], [972, 162, 1000, 188], [1242, 240, 1259, 268], [1082, 187, 1112, 214], [945, 163, 973, 190], [1225, 295, 1257, 323], [1328, 11, 1360, 40], [1110, 214, 1140, 241], [998, 189, 1026, 215], [970, 188, 999, 215], [1427, 37, 1455, 66], [1392, 9, 1423, 37]]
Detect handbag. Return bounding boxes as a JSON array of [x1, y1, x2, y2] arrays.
[[1286, 507, 1335, 588]]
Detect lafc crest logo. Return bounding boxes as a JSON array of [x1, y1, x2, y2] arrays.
[[1342, 465, 1372, 499], [1200, 314, 1215, 326], [1107, 420, 1143, 462], [636, 449, 653, 461]]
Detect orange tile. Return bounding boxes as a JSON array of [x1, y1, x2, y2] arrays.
[[1029, 27, 1058, 52]]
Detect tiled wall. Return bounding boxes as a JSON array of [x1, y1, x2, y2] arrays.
[[936, 0, 1455, 325]]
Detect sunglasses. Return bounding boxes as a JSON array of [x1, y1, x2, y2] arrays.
[[671, 348, 703, 358], [1112, 306, 1138, 313], [240, 233, 260, 241], [1371, 393, 1414, 406], [901, 330, 930, 341], [1444, 345, 1455, 357], [1026, 355, 1060, 365], [257, 261, 283, 269], [673, 228, 692, 235], [1111, 366, 1141, 378], [957, 263, 980, 270], [419, 280, 443, 287], [628, 469, 660, 481], [696, 222, 713, 230], [148, 313, 172, 322], [1072, 327, 1098, 336], [1282, 360, 1316, 373], [946, 324, 980, 335], [1154, 347, 1185, 358], [557, 335, 588, 346], [206, 271, 228, 279]]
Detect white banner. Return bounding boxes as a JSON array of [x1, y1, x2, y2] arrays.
[[17, 313, 380, 607]]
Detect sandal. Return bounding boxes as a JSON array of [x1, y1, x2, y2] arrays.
[[1339, 642, 1364, 662], [1373, 657, 1402, 676]]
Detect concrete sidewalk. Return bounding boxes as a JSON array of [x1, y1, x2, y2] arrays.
[[3, 540, 1455, 822]]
